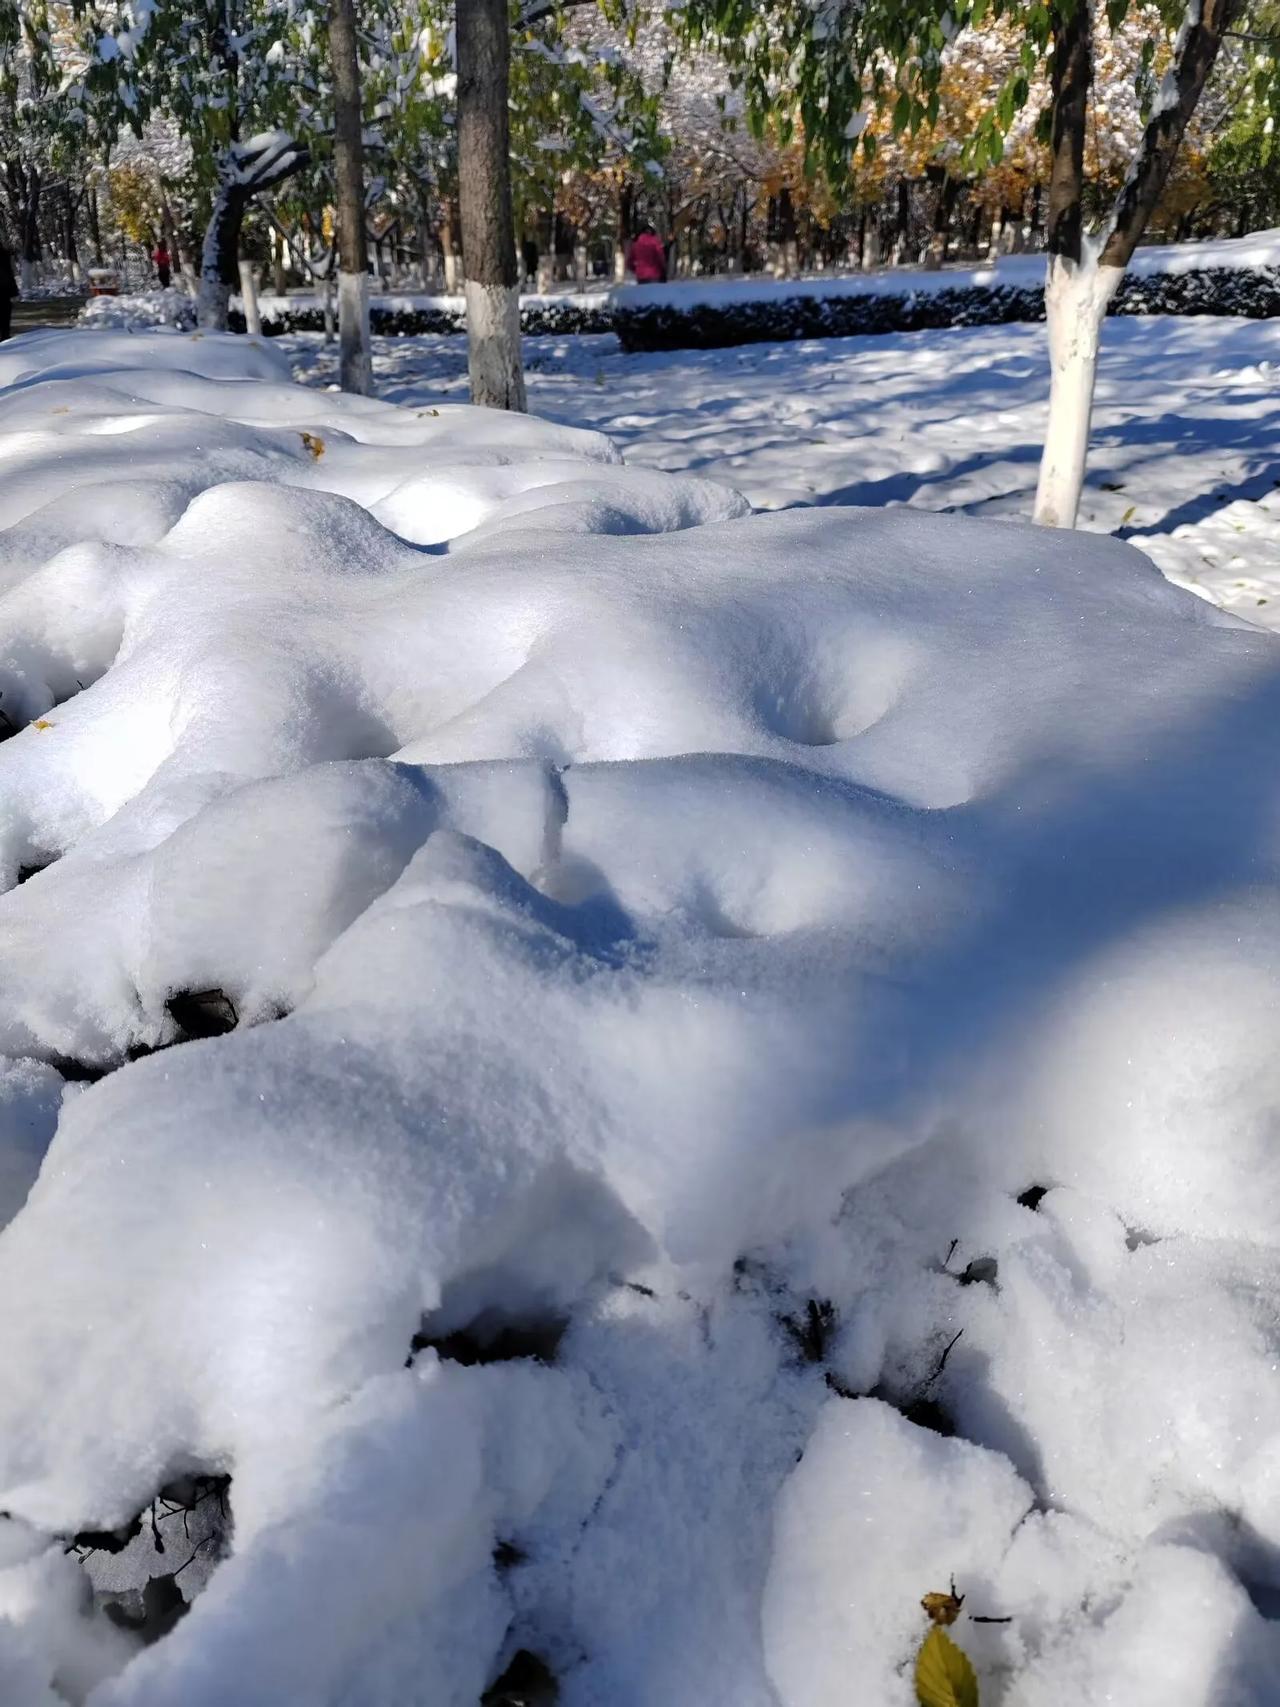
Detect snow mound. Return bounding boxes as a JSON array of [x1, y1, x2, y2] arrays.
[[78, 292, 197, 334], [0, 330, 1277, 1705]]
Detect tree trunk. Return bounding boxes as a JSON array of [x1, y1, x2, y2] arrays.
[[330, 0, 373, 395], [440, 200, 461, 293], [237, 255, 262, 333], [457, 0, 526, 410], [87, 187, 104, 266], [924, 173, 957, 269], [198, 137, 308, 331], [1034, 255, 1122, 527], [1033, 1, 1100, 528], [20, 166, 39, 293], [63, 186, 82, 286], [891, 179, 911, 265], [614, 178, 633, 282], [1034, 0, 1238, 528], [772, 187, 798, 277], [199, 180, 249, 330], [1098, 0, 1240, 271]]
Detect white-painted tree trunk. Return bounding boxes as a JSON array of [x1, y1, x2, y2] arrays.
[[613, 242, 626, 283], [238, 259, 262, 335], [338, 269, 372, 396], [19, 257, 35, 295], [322, 276, 336, 344], [465, 281, 526, 411], [443, 250, 460, 294], [1033, 251, 1123, 529]]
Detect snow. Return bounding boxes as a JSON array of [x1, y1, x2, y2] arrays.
[[282, 312, 1280, 630], [0, 327, 1279, 1704]]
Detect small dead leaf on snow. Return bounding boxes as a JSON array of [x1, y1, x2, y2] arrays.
[[921, 1587, 964, 1626], [301, 431, 326, 459], [1120, 504, 1136, 525], [417, 408, 440, 417], [32, 719, 54, 731]]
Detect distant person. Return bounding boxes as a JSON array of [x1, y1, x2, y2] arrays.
[[152, 241, 172, 289], [628, 222, 667, 285], [0, 240, 15, 341]]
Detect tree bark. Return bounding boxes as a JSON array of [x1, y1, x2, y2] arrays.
[[457, 0, 526, 410], [330, 0, 373, 394]]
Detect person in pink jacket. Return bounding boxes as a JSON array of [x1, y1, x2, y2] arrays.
[[627, 223, 668, 284]]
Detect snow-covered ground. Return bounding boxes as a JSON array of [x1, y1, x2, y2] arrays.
[[1, 328, 1279, 1706], [284, 314, 1280, 628]]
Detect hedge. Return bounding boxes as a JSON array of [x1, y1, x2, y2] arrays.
[[610, 265, 1280, 352], [230, 295, 614, 338]]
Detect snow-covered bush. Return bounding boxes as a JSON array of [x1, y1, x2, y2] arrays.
[[0, 329, 1277, 1705], [78, 291, 198, 333]]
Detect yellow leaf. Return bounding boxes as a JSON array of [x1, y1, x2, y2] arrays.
[[32, 719, 53, 731], [300, 432, 326, 460], [915, 1627, 979, 1707]]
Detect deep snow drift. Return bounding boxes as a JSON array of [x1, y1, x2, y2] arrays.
[[0, 329, 1277, 1706]]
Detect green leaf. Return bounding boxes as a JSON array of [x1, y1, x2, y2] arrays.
[[892, 90, 911, 136], [915, 1628, 980, 1707]]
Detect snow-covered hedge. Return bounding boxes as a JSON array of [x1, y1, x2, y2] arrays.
[[0, 330, 1279, 1704], [78, 288, 613, 339], [234, 288, 615, 337], [614, 229, 1280, 350]]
